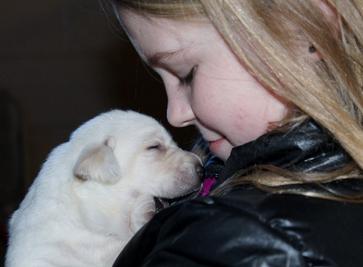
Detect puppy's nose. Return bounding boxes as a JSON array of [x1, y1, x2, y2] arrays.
[[195, 163, 204, 179]]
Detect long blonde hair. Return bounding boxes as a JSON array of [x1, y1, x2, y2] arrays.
[[109, 0, 363, 201]]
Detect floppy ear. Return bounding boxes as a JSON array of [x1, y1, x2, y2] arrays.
[[73, 137, 122, 184]]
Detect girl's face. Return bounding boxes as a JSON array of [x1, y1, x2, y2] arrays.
[[121, 11, 288, 161]]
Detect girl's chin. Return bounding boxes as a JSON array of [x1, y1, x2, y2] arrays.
[[208, 138, 232, 161]]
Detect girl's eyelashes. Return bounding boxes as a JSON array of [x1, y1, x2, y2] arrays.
[[180, 66, 196, 86]]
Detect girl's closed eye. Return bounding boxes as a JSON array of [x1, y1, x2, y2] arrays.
[[180, 66, 197, 86]]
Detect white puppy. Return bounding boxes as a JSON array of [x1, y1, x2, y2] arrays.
[[5, 110, 201, 267]]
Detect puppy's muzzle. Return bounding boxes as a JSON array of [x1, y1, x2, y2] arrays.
[[195, 162, 204, 179]]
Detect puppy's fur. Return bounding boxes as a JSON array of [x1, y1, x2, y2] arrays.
[[6, 110, 201, 267]]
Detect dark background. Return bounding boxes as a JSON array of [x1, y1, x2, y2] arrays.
[[0, 0, 196, 264]]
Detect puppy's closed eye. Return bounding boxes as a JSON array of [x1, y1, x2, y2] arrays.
[[146, 142, 168, 153], [146, 143, 162, 150]]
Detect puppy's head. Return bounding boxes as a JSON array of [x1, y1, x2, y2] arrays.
[[72, 110, 202, 199]]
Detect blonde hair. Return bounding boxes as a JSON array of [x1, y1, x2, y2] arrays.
[[110, 0, 363, 201]]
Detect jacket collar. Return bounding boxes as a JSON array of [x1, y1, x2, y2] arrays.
[[219, 120, 351, 182]]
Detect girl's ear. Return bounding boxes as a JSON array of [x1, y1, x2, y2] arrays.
[[313, 0, 340, 36], [306, 0, 341, 62], [73, 137, 122, 184]]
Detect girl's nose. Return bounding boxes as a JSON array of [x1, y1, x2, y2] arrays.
[[166, 91, 195, 128]]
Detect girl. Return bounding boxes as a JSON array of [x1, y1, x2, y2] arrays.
[[108, 1, 363, 266]]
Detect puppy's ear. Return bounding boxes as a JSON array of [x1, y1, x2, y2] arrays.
[[73, 137, 121, 184]]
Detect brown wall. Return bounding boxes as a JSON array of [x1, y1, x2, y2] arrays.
[[0, 0, 196, 188]]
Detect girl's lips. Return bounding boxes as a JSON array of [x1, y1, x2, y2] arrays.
[[208, 138, 224, 153]]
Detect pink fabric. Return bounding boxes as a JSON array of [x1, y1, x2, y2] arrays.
[[199, 177, 217, 196]]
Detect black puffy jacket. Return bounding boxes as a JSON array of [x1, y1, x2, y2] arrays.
[[113, 120, 363, 267]]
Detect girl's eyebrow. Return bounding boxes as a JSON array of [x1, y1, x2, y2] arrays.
[[147, 49, 185, 67]]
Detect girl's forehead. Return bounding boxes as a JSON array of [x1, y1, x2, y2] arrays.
[[120, 13, 183, 61], [120, 10, 215, 61]]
